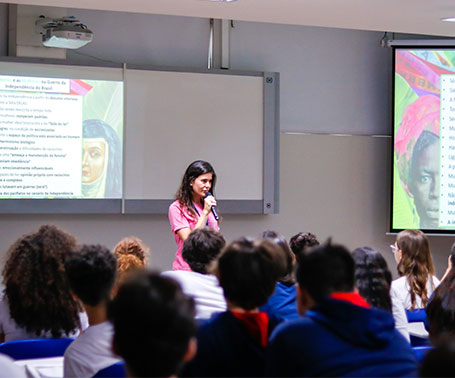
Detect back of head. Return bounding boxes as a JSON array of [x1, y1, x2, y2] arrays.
[[261, 230, 294, 285], [65, 245, 117, 306], [289, 232, 320, 255], [2, 224, 81, 337], [216, 237, 287, 311], [117, 254, 145, 285], [114, 236, 149, 264], [296, 240, 355, 303], [108, 271, 196, 377], [352, 247, 392, 312], [426, 267, 455, 342], [397, 229, 434, 308], [420, 336, 455, 377], [182, 228, 226, 274]]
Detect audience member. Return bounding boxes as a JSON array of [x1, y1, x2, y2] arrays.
[[391, 229, 439, 338], [420, 336, 455, 377], [0, 225, 87, 343], [266, 241, 417, 377], [260, 230, 298, 321], [108, 271, 197, 377], [426, 244, 455, 344], [183, 237, 287, 377], [114, 236, 149, 285], [0, 353, 26, 378], [352, 246, 410, 342], [162, 228, 227, 319], [289, 232, 319, 256], [64, 245, 121, 377]]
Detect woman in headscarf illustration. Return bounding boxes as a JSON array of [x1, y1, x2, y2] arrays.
[[395, 95, 440, 229], [82, 119, 122, 198]]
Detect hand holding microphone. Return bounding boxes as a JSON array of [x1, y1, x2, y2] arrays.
[[204, 192, 219, 221]]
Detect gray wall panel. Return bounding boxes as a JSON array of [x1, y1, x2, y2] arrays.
[[230, 21, 391, 135]]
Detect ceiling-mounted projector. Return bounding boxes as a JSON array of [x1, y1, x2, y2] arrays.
[[35, 16, 93, 49]]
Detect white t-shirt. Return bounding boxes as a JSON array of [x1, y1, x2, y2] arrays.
[[391, 275, 440, 337], [64, 321, 120, 378], [390, 289, 410, 342], [161, 270, 227, 319], [0, 298, 88, 342], [0, 353, 27, 378]]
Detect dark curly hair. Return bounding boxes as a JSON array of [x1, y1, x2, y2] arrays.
[[352, 247, 392, 312], [2, 225, 82, 338], [182, 228, 225, 274], [289, 232, 320, 256], [65, 245, 117, 307], [175, 160, 217, 218]]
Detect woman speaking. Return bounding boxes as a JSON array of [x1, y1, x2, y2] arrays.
[[168, 160, 220, 271]]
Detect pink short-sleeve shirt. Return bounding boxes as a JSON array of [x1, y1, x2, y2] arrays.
[[168, 200, 220, 271]]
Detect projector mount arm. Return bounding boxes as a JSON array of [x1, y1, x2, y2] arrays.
[[35, 16, 89, 35]]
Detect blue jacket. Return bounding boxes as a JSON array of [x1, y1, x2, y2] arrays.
[[260, 282, 299, 321], [266, 297, 417, 377], [183, 311, 280, 377]]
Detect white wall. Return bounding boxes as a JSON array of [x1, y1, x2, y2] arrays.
[[0, 6, 452, 279]]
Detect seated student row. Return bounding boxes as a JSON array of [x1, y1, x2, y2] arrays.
[[0, 224, 452, 377]]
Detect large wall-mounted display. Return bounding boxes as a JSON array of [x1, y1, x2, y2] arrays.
[[392, 47, 455, 233], [0, 74, 123, 199], [0, 59, 279, 215]]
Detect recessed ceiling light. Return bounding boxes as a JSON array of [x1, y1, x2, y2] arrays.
[[441, 17, 455, 22], [206, 0, 239, 2]]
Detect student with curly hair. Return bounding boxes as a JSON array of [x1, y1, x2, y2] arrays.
[[114, 236, 149, 284], [0, 225, 88, 343], [391, 229, 439, 338], [161, 228, 227, 319], [289, 232, 320, 256]]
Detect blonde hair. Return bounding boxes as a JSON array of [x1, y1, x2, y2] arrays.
[[114, 236, 149, 264]]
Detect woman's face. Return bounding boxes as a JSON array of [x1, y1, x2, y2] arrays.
[[409, 140, 440, 228], [82, 139, 106, 184], [393, 241, 402, 264], [190, 173, 213, 201]]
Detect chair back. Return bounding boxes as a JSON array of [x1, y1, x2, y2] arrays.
[[94, 361, 126, 377], [406, 309, 427, 323], [413, 346, 434, 363], [0, 338, 74, 360]]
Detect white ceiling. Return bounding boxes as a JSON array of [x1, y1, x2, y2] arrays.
[[5, 0, 455, 37]]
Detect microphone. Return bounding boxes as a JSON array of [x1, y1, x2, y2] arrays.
[[205, 192, 219, 221]]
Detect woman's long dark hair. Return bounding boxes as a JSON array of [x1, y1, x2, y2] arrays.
[[352, 247, 392, 312], [396, 229, 435, 310], [427, 268, 455, 342], [2, 225, 83, 337], [175, 160, 216, 218]]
